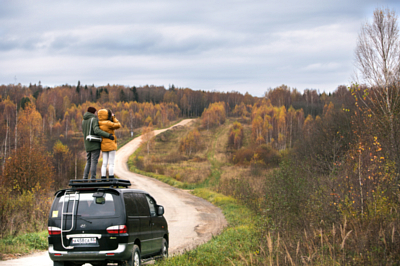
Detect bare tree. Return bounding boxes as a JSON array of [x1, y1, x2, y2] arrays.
[[356, 8, 400, 87], [354, 7, 400, 176]]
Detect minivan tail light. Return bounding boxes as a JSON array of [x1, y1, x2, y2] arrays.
[[48, 226, 62, 235], [106, 225, 127, 234]]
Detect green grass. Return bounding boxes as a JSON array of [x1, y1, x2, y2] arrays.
[[156, 189, 259, 266], [0, 231, 48, 260]]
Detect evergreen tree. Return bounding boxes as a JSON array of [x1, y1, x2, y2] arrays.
[[76, 80, 80, 94], [120, 89, 127, 102]]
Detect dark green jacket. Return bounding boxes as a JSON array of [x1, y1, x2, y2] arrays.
[[82, 112, 110, 152]]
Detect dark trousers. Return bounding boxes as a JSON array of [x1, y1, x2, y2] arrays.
[[83, 149, 101, 179]]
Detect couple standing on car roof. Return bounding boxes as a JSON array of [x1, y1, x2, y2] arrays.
[[82, 106, 121, 180]]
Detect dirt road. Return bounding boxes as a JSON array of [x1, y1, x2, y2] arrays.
[[0, 119, 227, 265], [114, 119, 227, 254]]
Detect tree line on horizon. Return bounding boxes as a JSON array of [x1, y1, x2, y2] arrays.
[[0, 81, 347, 237]]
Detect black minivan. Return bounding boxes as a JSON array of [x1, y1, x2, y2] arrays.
[[48, 179, 169, 266]]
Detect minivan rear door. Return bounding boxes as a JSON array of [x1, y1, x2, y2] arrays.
[[49, 190, 123, 252]]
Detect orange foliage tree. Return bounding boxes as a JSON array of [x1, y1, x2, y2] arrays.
[[2, 144, 54, 194], [17, 102, 42, 149]]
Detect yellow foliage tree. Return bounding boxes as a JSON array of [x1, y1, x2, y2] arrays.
[[228, 122, 244, 149], [179, 129, 201, 156], [17, 103, 42, 148], [201, 102, 226, 130]]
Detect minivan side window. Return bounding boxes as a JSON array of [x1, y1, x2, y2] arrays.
[[123, 192, 139, 217], [133, 193, 150, 216], [146, 195, 156, 217]]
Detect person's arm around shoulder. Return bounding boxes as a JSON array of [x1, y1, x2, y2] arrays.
[[93, 118, 114, 139]]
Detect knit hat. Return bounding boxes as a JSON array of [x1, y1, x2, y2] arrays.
[[87, 107, 96, 114]]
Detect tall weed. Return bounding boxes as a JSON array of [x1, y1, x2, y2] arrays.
[[0, 184, 51, 238]]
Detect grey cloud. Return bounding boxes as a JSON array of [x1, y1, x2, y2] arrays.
[[1, 0, 400, 96]]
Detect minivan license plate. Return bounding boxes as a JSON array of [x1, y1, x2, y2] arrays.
[[72, 238, 96, 244]]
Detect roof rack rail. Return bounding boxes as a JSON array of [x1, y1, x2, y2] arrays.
[[68, 179, 131, 188]]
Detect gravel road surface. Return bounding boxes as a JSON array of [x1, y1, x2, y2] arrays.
[[0, 119, 227, 265]]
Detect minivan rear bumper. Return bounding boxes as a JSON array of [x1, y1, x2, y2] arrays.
[[48, 243, 133, 262]]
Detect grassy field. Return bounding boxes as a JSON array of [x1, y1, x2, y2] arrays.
[[129, 117, 269, 265]]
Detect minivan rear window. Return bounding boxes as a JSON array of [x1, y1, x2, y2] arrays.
[[51, 192, 116, 218]]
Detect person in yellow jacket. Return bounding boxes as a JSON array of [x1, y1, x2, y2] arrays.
[[98, 109, 121, 180]]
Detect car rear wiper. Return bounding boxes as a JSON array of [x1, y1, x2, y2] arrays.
[[77, 215, 93, 224]]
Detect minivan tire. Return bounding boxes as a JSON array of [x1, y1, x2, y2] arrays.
[[125, 244, 141, 266], [161, 238, 168, 259]]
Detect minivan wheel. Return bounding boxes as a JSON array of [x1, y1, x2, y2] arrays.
[[161, 238, 168, 259], [125, 244, 141, 266]]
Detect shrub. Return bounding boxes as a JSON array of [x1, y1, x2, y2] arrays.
[[132, 156, 144, 170], [232, 147, 254, 165], [264, 158, 311, 227], [255, 144, 281, 167], [232, 144, 281, 167]]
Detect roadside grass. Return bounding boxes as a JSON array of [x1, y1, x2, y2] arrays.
[[0, 231, 47, 260], [155, 189, 260, 266]]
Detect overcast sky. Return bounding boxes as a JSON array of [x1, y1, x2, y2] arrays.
[[1, 0, 400, 97]]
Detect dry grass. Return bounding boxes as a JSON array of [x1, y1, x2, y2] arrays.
[[250, 218, 364, 265], [136, 119, 214, 184], [162, 160, 211, 183]]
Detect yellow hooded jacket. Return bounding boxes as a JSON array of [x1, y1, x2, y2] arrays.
[[98, 109, 121, 152]]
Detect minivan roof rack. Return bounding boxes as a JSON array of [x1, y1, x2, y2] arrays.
[[68, 179, 131, 188]]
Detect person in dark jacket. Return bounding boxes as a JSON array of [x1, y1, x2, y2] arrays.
[[82, 107, 114, 180]]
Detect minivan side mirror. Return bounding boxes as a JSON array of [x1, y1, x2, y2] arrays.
[[157, 205, 164, 216]]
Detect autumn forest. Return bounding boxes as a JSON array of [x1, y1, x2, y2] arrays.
[[1, 7, 400, 265]]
